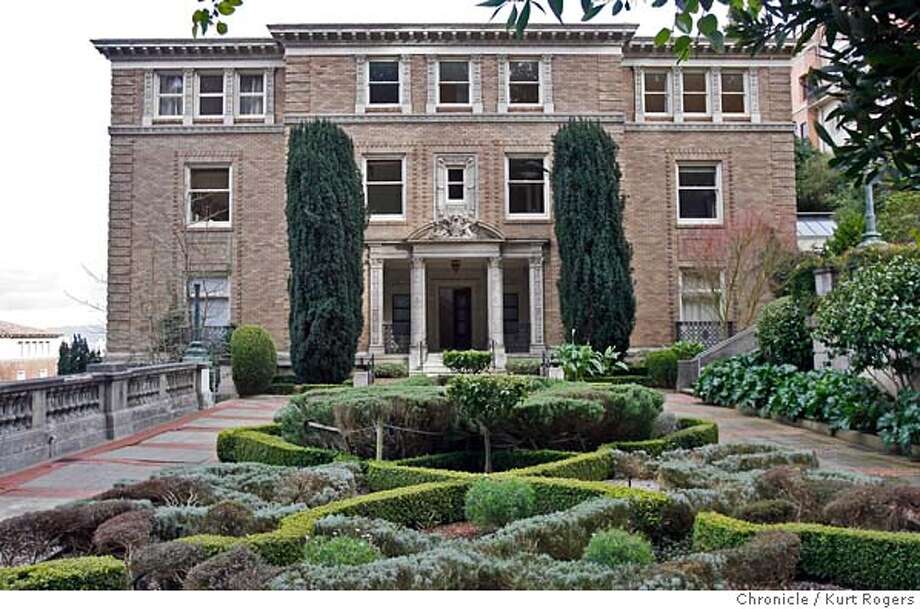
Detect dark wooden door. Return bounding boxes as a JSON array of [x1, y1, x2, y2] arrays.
[[453, 288, 472, 350]]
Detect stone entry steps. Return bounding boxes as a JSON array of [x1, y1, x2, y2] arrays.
[[420, 353, 452, 376]]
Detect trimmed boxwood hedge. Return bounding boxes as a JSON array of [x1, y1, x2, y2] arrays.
[[604, 417, 718, 456], [394, 449, 576, 473], [693, 512, 920, 590], [217, 424, 339, 467], [0, 557, 127, 591]]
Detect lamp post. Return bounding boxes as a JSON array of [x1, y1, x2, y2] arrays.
[[183, 283, 209, 361], [859, 176, 884, 248]]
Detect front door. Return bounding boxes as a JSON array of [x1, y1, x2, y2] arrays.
[[438, 287, 473, 351]]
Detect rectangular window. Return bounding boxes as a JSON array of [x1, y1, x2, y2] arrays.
[[39, 369, 48, 379], [682, 70, 709, 115], [368, 60, 400, 105], [188, 277, 231, 327], [438, 61, 470, 105], [238, 73, 266, 116], [643, 70, 670, 114], [680, 270, 722, 322], [157, 73, 184, 117], [447, 168, 465, 202], [509, 60, 540, 105], [677, 164, 721, 224], [16, 371, 26, 381], [188, 167, 231, 226], [197, 73, 225, 117], [507, 157, 547, 217], [721, 70, 747, 115], [503, 293, 520, 333], [365, 159, 404, 217]]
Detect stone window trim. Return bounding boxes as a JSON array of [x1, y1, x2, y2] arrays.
[[436, 59, 471, 107], [185, 163, 233, 229], [195, 71, 227, 119], [505, 154, 551, 221], [499, 56, 554, 113], [357, 56, 412, 114], [187, 275, 232, 328], [678, 268, 725, 323], [681, 69, 711, 117], [364, 154, 407, 223], [675, 161, 723, 227], [434, 154, 479, 220], [235, 71, 267, 119], [154, 71, 185, 119]]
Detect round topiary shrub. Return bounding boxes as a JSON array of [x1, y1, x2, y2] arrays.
[[200, 501, 257, 537], [443, 350, 493, 374], [302, 536, 382, 566], [464, 478, 536, 529], [230, 325, 278, 396], [583, 528, 655, 568], [644, 349, 678, 389], [757, 296, 813, 370]]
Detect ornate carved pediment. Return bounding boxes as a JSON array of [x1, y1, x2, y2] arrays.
[[407, 215, 505, 242]]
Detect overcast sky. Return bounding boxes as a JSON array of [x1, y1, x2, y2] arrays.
[[0, 0, 682, 331]]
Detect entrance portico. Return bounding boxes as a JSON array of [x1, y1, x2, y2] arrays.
[[367, 220, 546, 373]]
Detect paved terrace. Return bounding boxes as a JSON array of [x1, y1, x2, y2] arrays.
[[0, 393, 918, 519]]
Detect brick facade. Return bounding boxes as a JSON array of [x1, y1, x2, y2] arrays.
[[94, 25, 796, 362]]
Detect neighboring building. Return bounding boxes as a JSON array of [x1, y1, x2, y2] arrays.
[[790, 26, 847, 153], [93, 23, 797, 371], [796, 212, 837, 252], [0, 322, 64, 383]]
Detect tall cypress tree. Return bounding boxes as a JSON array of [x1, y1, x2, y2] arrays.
[[552, 120, 635, 352], [287, 121, 366, 383]]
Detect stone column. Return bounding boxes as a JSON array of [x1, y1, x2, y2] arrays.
[[487, 257, 507, 370], [529, 254, 546, 354], [409, 257, 427, 370], [369, 258, 385, 355]]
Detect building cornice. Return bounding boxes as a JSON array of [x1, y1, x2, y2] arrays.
[[109, 125, 285, 136], [92, 38, 282, 61], [625, 121, 795, 132], [284, 113, 627, 125]]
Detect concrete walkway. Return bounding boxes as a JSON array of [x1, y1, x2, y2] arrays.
[[0, 396, 289, 519], [1, 392, 917, 520], [666, 392, 920, 485]]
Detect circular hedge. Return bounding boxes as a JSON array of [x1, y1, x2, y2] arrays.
[[231, 325, 278, 397]]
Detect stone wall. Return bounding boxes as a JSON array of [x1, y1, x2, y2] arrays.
[[0, 363, 208, 474]]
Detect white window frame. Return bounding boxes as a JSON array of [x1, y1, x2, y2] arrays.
[[16, 370, 26, 381], [507, 59, 543, 108], [186, 165, 233, 229], [446, 166, 467, 203], [366, 58, 402, 108], [364, 156, 406, 222], [676, 162, 723, 226], [505, 154, 550, 220], [436, 59, 472, 107], [155, 71, 185, 119], [187, 276, 232, 328], [678, 269, 725, 322], [682, 69, 711, 117], [642, 69, 672, 116], [236, 71, 266, 118], [720, 69, 750, 116], [195, 71, 226, 119]]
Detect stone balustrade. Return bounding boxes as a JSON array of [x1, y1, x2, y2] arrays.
[[0, 362, 209, 474]]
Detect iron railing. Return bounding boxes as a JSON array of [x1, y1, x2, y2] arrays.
[[676, 321, 735, 350], [384, 322, 410, 354], [503, 321, 531, 354]]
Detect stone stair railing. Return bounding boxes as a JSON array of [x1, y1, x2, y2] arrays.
[[676, 325, 759, 391]]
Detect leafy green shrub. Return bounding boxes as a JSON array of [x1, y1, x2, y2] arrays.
[[217, 425, 340, 467], [671, 341, 706, 360], [816, 252, 920, 392], [464, 479, 536, 529], [448, 374, 547, 471], [276, 384, 454, 459], [303, 536, 382, 566], [767, 368, 887, 432], [516, 384, 664, 450], [555, 343, 627, 381], [605, 417, 719, 456], [230, 325, 278, 396], [644, 349, 679, 388], [734, 500, 798, 524], [583, 528, 655, 568], [477, 498, 630, 560], [506, 358, 542, 376], [757, 296, 813, 370], [373, 363, 409, 378], [692, 511, 920, 589], [695, 354, 797, 414], [0, 557, 127, 591], [442, 350, 493, 374], [184, 546, 278, 590], [878, 389, 920, 454], [878, 190, 920, 246]]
